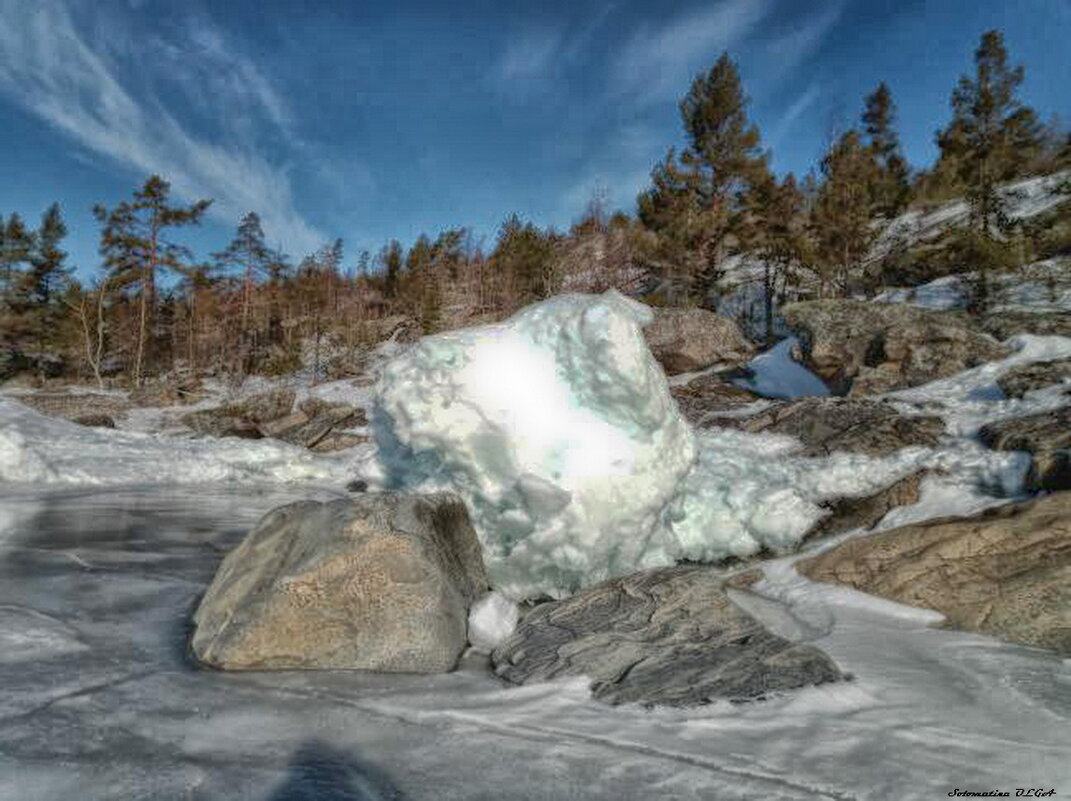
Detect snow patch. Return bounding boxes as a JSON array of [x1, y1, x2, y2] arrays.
[[467, 592, 519, 653]]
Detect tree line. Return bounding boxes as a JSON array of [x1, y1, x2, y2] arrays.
[[2, 28, 1069, 387]]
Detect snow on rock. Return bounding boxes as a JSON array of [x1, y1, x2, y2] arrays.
[[0, 398, 356, 486], [873, 258, 1071, 315], [731, 337, 830, 399], [467, 591, 519, 653], [371, 291, 698, 599]]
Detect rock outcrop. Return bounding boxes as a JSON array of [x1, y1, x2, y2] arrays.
[[13, 392, 131, 422], [644, 307, 756, 375], [260, 398, 368, 451], [491, 565, 843, 706], [810, 471, 926, 538], [669, 374, 763, 428], [717, 397, 945, 457], [997, 359, 1071, 399], [978, 406, 1071, 491], [192, 493, 488, 672], [129, 376, 205, 406], [981, 311, 1071, 340], [181, 389, 296, 439], [797, 493, 1071, 654], [782, 300, 1009, 396]]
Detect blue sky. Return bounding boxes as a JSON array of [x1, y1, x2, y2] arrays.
[[1, 0, 1069, 279]]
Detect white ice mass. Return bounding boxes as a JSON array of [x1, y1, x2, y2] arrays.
[[371, 291, 697, 599], [466, 591, 520, 652]]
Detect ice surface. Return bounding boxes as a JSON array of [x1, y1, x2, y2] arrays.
[[1, 486, 1069, 801], [466, 591, 519, 653], [732, 336, 831, 399], [371, 291, 698, 599]]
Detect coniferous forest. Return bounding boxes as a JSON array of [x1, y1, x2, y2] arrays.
[[2, 29, 1069, 388]]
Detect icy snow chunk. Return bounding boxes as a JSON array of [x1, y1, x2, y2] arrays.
[[372, 291, 697, 599], [467, 591, 519, 652]]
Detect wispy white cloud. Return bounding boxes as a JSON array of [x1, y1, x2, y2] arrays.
[[491, 4, 616, 92], [768, 83, 823, 153], [761, 0, 845, 84], [611, 0, 774, 105], [495, 28, 565, 83], [0, 0, 324, 256]]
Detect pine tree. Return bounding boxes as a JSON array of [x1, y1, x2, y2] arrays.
[[0, 213, 36, 351], [93, 175, 211, 386], [18, 204, 72, 356], [810, 130, 881, 297], [380, 240, 403, 300], [638, 52, 768, 306], [490, 214, 557, 307], [861, 83, 911, 217], [1, 213, 34, 297], [937, 30, 1044, 235], [405, 234, 440, 333], [214, 212, 270, 333], [742, 173, 807, 345]]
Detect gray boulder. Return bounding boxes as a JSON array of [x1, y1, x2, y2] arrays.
[[491, 565, 843, 707], [717, 397, 945, 457], [644, 307, 756, 375], [798, 493, 1071, 655], [997, 359, 1071, 399], [192, 493, 488, 672], [979, 406, 1071, 492], [782, 300, 1008, 396]]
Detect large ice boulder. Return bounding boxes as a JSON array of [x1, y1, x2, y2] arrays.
[[371, 291, 698, 599]]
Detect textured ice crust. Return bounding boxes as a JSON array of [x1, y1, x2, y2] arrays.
[[373, 291, 698, 599]]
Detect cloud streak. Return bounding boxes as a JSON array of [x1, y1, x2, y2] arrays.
[[0, 0, 324, 255], [611, 0, 773, 105], [768, 83, 823, 153]]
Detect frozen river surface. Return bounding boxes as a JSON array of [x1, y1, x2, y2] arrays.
[[1, 485, 1070, 801]]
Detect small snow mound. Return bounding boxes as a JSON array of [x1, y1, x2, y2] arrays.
[[467, 591, 519, 652]]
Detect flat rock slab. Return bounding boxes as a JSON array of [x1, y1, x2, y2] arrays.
[[491, 565, 843, 707], [798, 493, 1071, 655], [982, 311, 1071, 340], [811, 471, 926, 538], [192, 492, 488, 673], [669, 374, 764, 428], [997, 358, 1071, 399], [718, 397, 945, 457], [978, 406, 1071, 491]]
